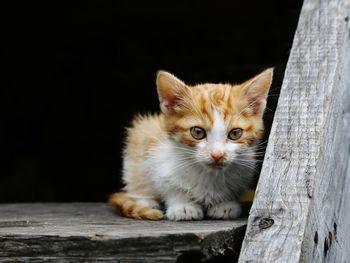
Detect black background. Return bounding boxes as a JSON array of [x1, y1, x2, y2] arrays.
[[1, 0, 302, 202]]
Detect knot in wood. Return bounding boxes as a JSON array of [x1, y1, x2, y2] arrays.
[[314, 231, 318, 244], [258, 218, 274, 229]]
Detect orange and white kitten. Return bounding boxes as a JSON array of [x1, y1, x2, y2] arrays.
[[109, 69, 273, 221]]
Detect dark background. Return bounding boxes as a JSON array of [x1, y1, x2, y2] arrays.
[[1, 0, 302, 202]]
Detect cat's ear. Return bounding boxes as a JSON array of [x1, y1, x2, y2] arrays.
[[241, 68, 273, 116], [156, 71, 188, 115]]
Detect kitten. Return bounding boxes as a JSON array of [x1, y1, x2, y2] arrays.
[[109, 69, 273, 221]]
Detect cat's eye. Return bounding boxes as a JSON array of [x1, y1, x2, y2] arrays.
[[228, 128, 243, 140], [190, 127, 206, 140]]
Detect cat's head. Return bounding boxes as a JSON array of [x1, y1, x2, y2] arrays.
[[156, 69, 273, 170]]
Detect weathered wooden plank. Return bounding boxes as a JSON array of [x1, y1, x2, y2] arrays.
[[301, 36, 350, 262], [0, 203, 247, 262], [239, 0, 350, 262]]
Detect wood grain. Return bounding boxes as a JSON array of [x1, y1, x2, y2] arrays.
[[0, 203, 246, 262], [239, 0, 350, 262]]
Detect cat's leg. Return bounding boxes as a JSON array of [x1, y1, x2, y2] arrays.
[[119, 159, 164, 220], [164, 191, 203, 221], [207, 201, 242, 219]]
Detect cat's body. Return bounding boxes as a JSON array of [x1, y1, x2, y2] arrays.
[[109, 69, 273, 220]]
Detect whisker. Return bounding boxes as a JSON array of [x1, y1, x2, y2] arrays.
[[170, 159, 200, 171]]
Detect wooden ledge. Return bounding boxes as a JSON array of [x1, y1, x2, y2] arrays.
[[0, 203, 247, 262]]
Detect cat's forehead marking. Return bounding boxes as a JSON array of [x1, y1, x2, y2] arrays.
[[207, 109, 226, 143], [182, 83, 249, 133], [197, 84, 241, 118], [192, 84, 234, 123]]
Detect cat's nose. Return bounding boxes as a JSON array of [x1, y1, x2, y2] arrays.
[[211, 150, 225, 162]]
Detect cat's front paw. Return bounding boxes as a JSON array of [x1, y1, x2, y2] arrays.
[[166, 203, 204, 221], [207, 201, 241, 219]]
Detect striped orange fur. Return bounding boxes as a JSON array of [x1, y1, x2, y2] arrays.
[[108, 193, 163, 220]]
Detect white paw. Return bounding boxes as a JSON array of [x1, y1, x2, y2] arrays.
[[166, 203, 204, 221], [207, 201, 241, 219]]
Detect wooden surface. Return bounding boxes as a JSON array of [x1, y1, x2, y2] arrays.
[[0, 203, 247, 262], [239, 0, 350, 262]]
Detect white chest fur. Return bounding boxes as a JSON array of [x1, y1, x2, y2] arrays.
[[143, 139, 254, 206]]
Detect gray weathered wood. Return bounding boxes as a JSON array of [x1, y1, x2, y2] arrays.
[[0, 203, 247, 262], [239, 0, 350, 262]]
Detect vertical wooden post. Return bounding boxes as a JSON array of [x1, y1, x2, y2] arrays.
[[239, 0, 350, 262]]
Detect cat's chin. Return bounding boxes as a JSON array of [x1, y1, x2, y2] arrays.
[[203, 162, 226, 171]]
